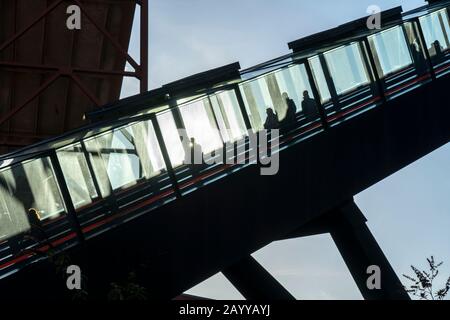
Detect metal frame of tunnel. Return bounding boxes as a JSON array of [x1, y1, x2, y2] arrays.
[[276, 199, 411, 300]]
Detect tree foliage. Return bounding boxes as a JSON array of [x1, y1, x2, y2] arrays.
[[403, 256, 450, 300], [107, 272, 148, 301]]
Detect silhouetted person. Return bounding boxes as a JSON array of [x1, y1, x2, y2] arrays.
[[26, 208, 47, 241], [263, 108, 279, 130], [281, 92, 297, 127], [431, 40, 445, 63], [301, 90, 319, 121], [189, 137, 203, 177], [28, 208, 41, 224], [410, 42, 426, 74]]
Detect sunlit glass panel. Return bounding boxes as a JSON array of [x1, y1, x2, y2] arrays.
[[239, 63, 318, 130], [0, 157, 65, 240], [57, 143, 99, 210], [324, 43, 370, 95], [209, 90, 247, 142], [368, 26, 413, 77], [178, 98, 223, 154]]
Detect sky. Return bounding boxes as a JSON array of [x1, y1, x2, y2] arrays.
[[122, 0, 449, 299]]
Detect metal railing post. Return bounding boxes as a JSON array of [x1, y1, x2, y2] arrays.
[[318, 53, 341, 112], [233, 84, 253, 131], [362, 38, 387, 104], [79, 140, 103, 200], [80, 140, 119, 213], [206, 95, 225, 145], [415, 18, 437, 80], [304, 59, 329, 129], [49, 151, 85, 244], [150, 114, 182, 198]]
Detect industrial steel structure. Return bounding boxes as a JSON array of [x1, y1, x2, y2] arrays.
[[0, 0, 449, 300], [0, 0, 148, 153]]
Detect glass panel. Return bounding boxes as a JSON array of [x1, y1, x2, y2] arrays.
[[368, 26, 413, 77], [57, 143, 98, 210], [308, 56, 332, 103], [0, 157, 65, 239], [404, 21, 429, 74], [239, 63, 317, 130], [178, 98, 223, 154], [129, 120, 165, 177], [324, 43, 370, 95], [239, 79, 267, 131], [209, 90, 247, 142], [157, 110, 186, 167], [0, 190, 15, 240], [275, 64, 314, 120], [84, 137, 113, 198], [84, 124, 145, 192], [137, 121, 166, 178], [419, 9, 450, 61]]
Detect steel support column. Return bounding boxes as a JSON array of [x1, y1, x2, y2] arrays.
[[329, 200, 410, 300], [140, 0, 149, 93], [222, 255, 296, 300], [279, 199, 410, 300]]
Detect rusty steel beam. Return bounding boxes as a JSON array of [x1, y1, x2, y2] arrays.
[[61, 14, 78, 134], [34, 0, 50, 140], [0, 61, 138, 77], [0, 0, 148, 151], [74, 0, 140, 70], [0, 0, 64, 53], [94, 4, 111, 104], [6, 0, 19, 137], [0, 132, 50, 144], [0, 73, 61, 127], [70, 73, 102, 107], [140, 0, 148, 93]]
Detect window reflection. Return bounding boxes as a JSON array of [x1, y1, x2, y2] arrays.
[[209, 90, 247, 142], [129, 120, 166, 178], [178, 98, 223, 154], [324, 43, 370, 95], [84, 124, 145, 192], [368, 26, 413, 77], [0, 157, 65, 240], [309, 57, 332, 104], [139, 120, 166, 173], [240, 63, 315, 130], [57, 143, 98, 209], [157, 110, 186, 167], [404, 21, 429, 74], [419, 9, 450, 61]]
